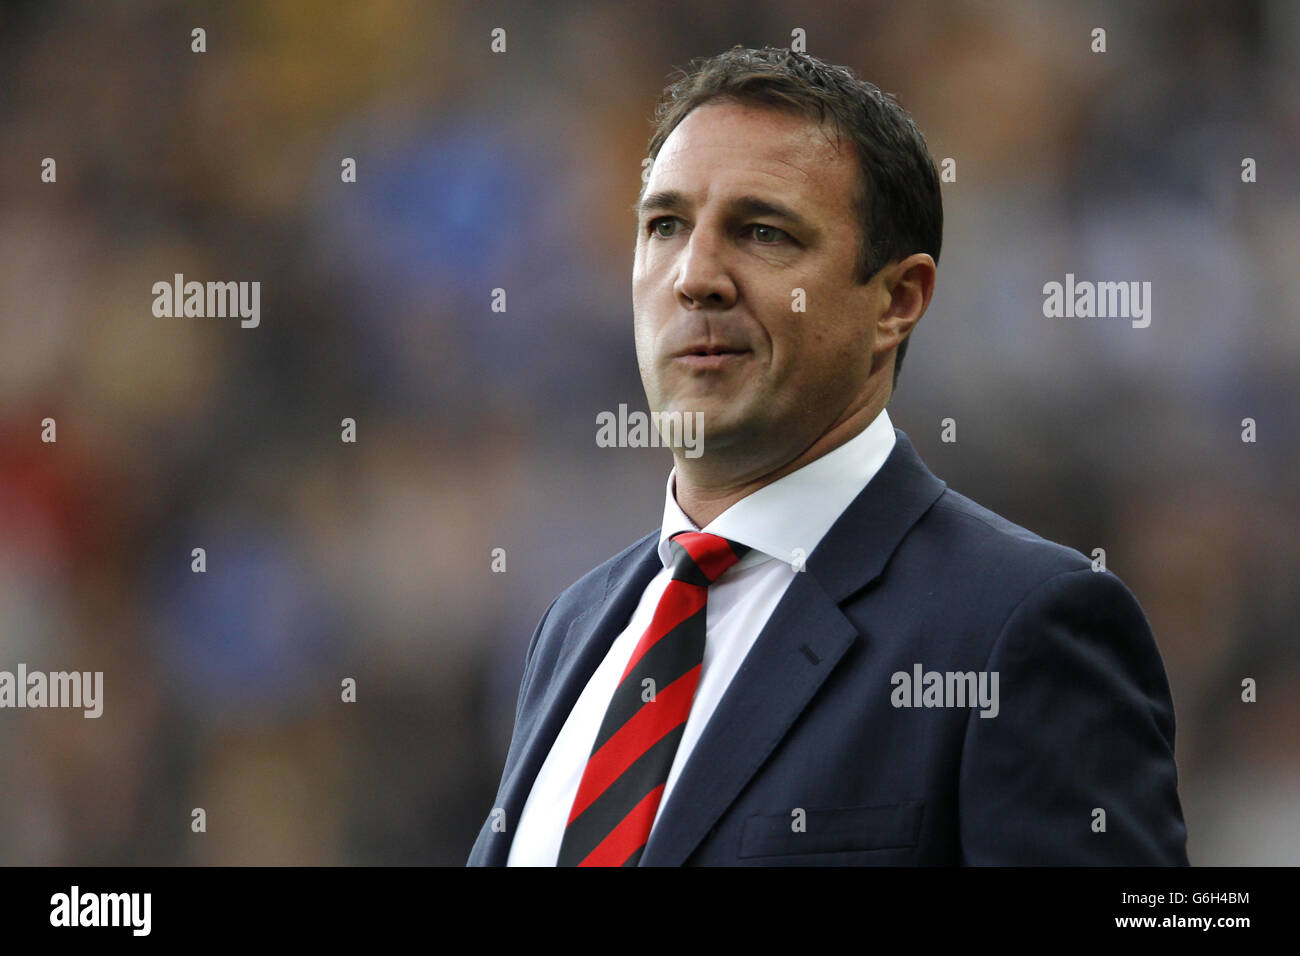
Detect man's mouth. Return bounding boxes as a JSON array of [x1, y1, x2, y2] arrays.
[[673, 347, 751, 368], [673, 342, 751, 356]]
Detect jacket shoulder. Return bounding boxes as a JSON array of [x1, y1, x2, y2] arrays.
[[541, 528, 660, 626], [917, 487, 1097, 588]]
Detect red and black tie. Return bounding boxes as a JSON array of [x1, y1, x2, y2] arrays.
[[557, 531, 750, 867]]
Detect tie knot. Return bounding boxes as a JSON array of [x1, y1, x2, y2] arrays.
[[668, 531, 750, 586]]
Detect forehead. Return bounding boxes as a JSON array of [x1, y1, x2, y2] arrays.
[[646, 100, 859, 216]]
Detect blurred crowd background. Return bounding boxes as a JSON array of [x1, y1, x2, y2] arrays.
[[0, 0, 1296, 865]]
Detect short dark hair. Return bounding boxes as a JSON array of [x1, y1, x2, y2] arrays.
[[645, 45, 943, 392]]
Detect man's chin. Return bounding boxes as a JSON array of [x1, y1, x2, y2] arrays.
[[650, 385, 766, 446], [675, 409, 758, 458]]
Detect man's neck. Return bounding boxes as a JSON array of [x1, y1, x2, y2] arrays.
[[673, 396, 888, 529]]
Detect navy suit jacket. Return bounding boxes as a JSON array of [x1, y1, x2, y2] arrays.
[[468, 429, 1189, 865]]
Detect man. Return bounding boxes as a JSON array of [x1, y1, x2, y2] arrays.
[[468, 46, 1188, 866]]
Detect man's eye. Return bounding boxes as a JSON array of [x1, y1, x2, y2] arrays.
[[646, 218, 790, 244], [749, 224, 789, 244], [648, 217, 680, 238]]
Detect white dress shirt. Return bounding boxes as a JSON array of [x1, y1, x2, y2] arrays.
[[506, 408, 897, 865]]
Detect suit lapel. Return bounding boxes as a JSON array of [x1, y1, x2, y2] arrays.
[[640, 429, 947, 865], [484, 536, 662, 864]]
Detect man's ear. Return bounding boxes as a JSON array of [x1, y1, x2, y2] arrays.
[[875, 253, 936, 355]]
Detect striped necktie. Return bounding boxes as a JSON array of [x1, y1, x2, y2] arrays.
[[557, 531, 750, 866]]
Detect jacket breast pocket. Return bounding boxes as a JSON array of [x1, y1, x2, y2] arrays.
[[739, 801, 924, 859]]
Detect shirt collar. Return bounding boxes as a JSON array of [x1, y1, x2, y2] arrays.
[[657, 407, 896, 570]]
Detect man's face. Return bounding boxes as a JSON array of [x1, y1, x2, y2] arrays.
[[633, 99, 886, 475]]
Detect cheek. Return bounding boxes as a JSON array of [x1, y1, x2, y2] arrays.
[[767, 287, 855, 378], [631, 316, 651, 362], [632, 311, 664, 374], [632, 233, 662, 280], [631, 249, 662, 313], [759, 284, 816, 359]]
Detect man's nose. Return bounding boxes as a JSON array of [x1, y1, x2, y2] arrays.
[[673, 228, 737, 308]]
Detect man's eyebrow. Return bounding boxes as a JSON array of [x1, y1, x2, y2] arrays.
[[632, 190, 686, 219], [632, 191, 815, 233], [727, 196, 815, 232]]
